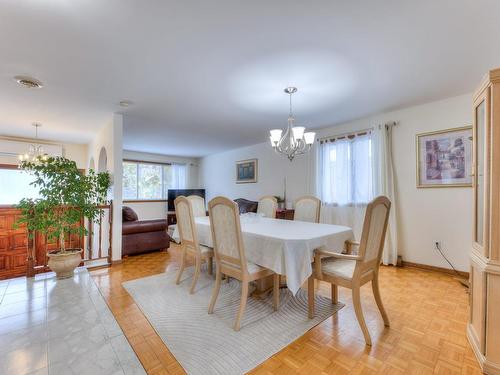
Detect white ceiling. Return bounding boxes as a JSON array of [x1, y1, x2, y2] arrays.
[[1, 1, 500, 157]]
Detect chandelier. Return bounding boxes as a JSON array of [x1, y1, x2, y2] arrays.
[[18, 123, 48, 164], [269, 87, 315, 161]]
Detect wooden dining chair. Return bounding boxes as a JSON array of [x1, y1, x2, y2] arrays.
[[207, 196, 280, 331], [307, 196, 391, 346], [257, 195, 278, 218], [174, 196, 214, 294], [187, 195, 206, 217], [293, 195, 321, 223]]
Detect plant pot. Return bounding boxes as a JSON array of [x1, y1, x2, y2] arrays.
[[47, 249, 83, 279]]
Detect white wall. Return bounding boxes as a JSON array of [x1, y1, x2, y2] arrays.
[[122, 150, 200, 220], [199, 93, 473, 271], [88, 114, 123, 262], [199, 142, 314, 205], [0, 137, 88, 169]]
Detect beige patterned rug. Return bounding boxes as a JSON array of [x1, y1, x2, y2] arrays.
[[123, 266, 343, 375]]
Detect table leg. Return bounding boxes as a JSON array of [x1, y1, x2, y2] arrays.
[[251, 274, 274, 299]]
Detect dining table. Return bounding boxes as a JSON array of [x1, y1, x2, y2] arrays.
[[172, 214, 354, 295]]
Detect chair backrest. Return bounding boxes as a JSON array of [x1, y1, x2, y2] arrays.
[[187, 195, 206, 217], [174, 196, 199, 250], [257, 196, 278, 218], [293, 195, 321, 223], [208, 196, 248, 273], [357, 196, 391, 267]]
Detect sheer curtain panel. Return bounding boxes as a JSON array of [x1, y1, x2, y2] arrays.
[[317, 125, 398, 265]]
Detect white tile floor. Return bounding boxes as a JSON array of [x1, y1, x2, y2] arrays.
[[0, 268, 146, 375]]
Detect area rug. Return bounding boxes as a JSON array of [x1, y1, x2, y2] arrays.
[[123, 266, 343, 375]]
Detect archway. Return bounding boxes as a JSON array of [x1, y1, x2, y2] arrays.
[[97, 147, 108, 172]]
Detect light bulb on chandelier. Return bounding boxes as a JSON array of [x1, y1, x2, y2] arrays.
[[18, 123, 49, 164], [269, 87, 315, 161]]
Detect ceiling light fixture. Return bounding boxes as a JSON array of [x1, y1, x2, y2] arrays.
[[269, 87, 315, 161], [14, 75, 44, 89], [18, 123, 48, 164]]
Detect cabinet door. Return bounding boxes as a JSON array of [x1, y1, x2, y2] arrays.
[[473, 88, 490, 256]]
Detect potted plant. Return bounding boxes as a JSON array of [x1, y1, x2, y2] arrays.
[[16, 156, 110, 279]]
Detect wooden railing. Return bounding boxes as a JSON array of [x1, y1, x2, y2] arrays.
[[26, 202, 114, 277], [85, 203, 113, 265]]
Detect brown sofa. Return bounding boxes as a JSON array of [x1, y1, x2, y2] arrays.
[[122, 206, 170, 256], [234, 198, 258, 214]]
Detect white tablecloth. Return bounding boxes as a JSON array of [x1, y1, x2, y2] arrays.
[[172, 216, 354, 295]]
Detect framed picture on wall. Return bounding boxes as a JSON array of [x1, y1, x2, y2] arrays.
[[236, 159, 257, 184], [416, 126, 473, 188]]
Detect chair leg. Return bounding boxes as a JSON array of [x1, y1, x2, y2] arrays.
[[234, 281, 249, 331], [190, 257, 201, 294], [273, 274, 280, 311], [175, 248, 186, 285], [352, 285, 372, 346], [331, 284, 338, 304], [207, 256, 213, 275], [208, 269, 222, 314], [372, 275, 390, 327], [308, 276, 315, 319]]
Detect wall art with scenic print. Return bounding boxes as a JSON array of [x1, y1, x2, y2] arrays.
[[416, 126, 472, 188], [236, 159, 257, 184]]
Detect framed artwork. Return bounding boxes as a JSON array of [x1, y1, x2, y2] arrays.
[[416, 126, 473, 188], [236, 159, 257, 184]]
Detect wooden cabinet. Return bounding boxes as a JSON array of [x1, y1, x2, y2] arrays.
[[0, 207, 29, 280], [468, 68, 500, 374], [0, 206, 84, 280], [276, 208, 295, 220]]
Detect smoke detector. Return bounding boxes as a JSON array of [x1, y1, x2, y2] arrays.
[[119, 100, 133, 107], [14, 75, 44, 89]]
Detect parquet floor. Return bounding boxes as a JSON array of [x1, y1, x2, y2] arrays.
[[90, 244, 482, 375]]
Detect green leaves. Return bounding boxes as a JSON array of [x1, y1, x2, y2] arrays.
[[16, 156, 111, 252]]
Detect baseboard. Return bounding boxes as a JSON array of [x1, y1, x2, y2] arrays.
[[468, 324, 486, 370], [468, 324, 500, 375], [401, 260, 469, 278], [111, 259, 123, 265]]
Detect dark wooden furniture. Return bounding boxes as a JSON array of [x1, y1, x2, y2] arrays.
[[276, 208, 295, 220], [167, 211, 177, 226], [0, 207, 29, 280], [0, 206, 84, 280]]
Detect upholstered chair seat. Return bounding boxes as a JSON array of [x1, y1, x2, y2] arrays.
[[321, 258, 356, 280], [308, 196, 392, 346], [208, 196, 280, 331], [175, 196, 214, 294]]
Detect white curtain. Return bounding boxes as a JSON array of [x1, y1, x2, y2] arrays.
[[171, 163, 187, 189], [317, 124, 398, 265], [317, 133, 374, 241], [372, 123, 398, 265]]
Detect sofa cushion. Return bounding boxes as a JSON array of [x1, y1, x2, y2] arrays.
[[122, 219, 168, 235], [122, 206, 139, 222]]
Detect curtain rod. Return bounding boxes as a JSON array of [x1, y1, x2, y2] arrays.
[[317, 127, 374, 142], [317, 121, 398, 143]]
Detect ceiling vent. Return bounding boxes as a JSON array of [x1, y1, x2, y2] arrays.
[[14, 75, 43, 89]]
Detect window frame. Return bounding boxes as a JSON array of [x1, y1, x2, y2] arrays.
[[0, 163, 85, 207], [319, 130, 374, 206], [122, 159, 180, 203]]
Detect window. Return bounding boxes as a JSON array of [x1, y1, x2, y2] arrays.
[[0, 167, 41, 204], [319, 133, 373, 205], [122, 161, 187, 200]]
